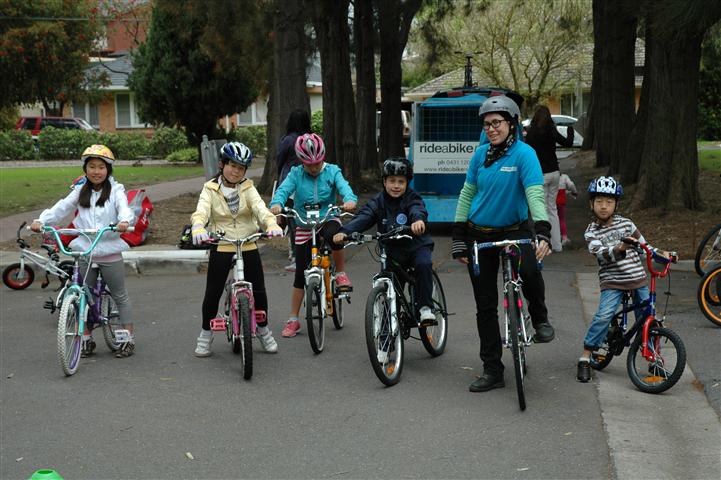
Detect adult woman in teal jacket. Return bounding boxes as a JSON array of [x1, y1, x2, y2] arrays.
[[270, 133, 357, 338], [452, 95, 554, 393]]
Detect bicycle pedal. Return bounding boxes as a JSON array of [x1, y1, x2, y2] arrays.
[[43, 299, 56, 313], [418, 319, 438, 328], [209, 318, 226, 331], [336, 285, 353, 293], [114, 329, 131, 343]]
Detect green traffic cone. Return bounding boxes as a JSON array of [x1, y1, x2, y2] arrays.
[[29, 469, 64, 480]]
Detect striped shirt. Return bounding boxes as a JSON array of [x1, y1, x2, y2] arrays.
[[584, 215, 650, 290]]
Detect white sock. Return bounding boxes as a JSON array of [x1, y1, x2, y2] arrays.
[[287, 316, 299, 323], [200, 329, 212, 338], [257, 325, 269, 336], [83, 334, 92, 341], [579, 357, 589, 363]]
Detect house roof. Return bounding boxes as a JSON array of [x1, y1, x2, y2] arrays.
[[86, 53, 324, 90], [406, 39, 645, 100]]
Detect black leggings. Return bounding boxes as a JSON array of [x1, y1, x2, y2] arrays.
[[202, 248, 268, 330], [465, 227, 547, 376], [293, 221, 343, 289]]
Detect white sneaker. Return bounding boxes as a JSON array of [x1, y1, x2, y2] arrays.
[[377, 349, 389, 364], [257, 330, 278, 353], [194, 331, 213, 357], [419, 306, 435, 322]]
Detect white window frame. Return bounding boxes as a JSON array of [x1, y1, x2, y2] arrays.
[[115, 92, 147, 128], [72, 101, 100, 128]]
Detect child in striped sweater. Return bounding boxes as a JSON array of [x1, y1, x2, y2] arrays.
[[576, 176, 671, 383]]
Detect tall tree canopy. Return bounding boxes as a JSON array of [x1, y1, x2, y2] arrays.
[[0, 0, 106, 115], [412, 0, 592, 113], [128, 0, 265, 145]]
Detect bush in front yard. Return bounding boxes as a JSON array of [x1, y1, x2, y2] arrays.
[[228, 125, 266, 156], [151, 127, 190, 158], [0, 130, 37, 160], [166, 147, 199, 163], [311, 110, 323, 134], [101, 132, 151, 160], [39, 127, 101, 159]]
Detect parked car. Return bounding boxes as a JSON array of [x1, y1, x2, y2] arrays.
[[15, 116, 96, 139], [521, 115, 582, 148]]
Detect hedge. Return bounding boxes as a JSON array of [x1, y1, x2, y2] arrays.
[[150, 127, 190, 158], [166, 147, 198, 163], [228, 125, 266, 157], [0, 130, 37, 160]]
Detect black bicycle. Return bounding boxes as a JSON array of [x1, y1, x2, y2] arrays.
[[347, 227, 448, 386]]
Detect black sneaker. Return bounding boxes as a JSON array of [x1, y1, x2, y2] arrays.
[[577, 360, 591, 383], [81, 339, 96, 358], [469, 374, 505, 392], [533, 323, 555, 343]]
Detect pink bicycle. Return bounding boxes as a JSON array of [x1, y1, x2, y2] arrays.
[[208, 231, 268, 380]]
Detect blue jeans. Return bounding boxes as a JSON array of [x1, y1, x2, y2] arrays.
[[584, 286, 649, 350]]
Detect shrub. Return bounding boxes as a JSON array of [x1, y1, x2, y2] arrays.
[[166, 147, 199, 163], [0, 106, 19, 131], [311, 110, 323, 134], [101, 132, 151, 160], [38, 127, 101, 159], [0, 130, 37, 160], [151, 127, 189, 158], [228, 125, 266, 156]]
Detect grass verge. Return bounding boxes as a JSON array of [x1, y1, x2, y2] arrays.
[[0, 165, 204, 217], [699, 149, 721, 174]]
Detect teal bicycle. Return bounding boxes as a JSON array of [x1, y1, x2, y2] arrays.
[[38, 225, 133, 376]]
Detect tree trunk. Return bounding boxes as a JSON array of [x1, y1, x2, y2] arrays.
[[625, 2, 721, 210], [354, 0, 378, 171], [589, 0, 637, 170], [312, 0, 359, 184], [258, 0, 311, 193], [377, 0, 421, 161]]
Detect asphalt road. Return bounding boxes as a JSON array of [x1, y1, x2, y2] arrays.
[[1, 237, 719, 480]]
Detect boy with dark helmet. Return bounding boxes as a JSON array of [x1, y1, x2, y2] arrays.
[[333, 157, 436, 328]]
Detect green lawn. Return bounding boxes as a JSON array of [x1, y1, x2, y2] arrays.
[[699, 149, 721, 173], [0, 165, 204, 217]]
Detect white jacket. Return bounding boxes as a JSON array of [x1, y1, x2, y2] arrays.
[[38, 178, 135, 258]]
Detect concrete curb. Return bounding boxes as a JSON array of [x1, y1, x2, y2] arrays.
[[575, 272, 721, 480]]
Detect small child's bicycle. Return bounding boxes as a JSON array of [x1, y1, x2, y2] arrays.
[[2, 222, 73, 290], [278, 204, 353, 354], [38, 225, 133, 376], [347, 226, 448, 386], [208, 231, 269, 380], [472, 238, 536, 411], [590, 239, 686, 393]]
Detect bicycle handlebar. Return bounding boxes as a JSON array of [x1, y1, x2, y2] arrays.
[[207, 231, 269, 245], [345, 226, 413, 246], [35, 225, 134, 257], [276, 204, 353, 227], [621, 238, 677, 277], [474, 238, 534, 250]]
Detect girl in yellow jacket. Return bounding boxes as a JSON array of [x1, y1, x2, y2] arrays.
[[190, 142, 283, 357]]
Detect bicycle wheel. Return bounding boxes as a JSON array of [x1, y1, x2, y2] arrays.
[[507, 287, 526, 410], [331, 276, 345, 329], [305, 277, 325, 353], [365, 285, 403, 386], [626, 326, 686, 394], [237, 295, 253, 380], [420, 270, 448, 357], [100, 291, 122, 352], [57, 293, 84, 376], [697, 265, 721, 326], [2, 263, 34, 290], [694, 224, 721, 276], [228, 287, 241, 354]]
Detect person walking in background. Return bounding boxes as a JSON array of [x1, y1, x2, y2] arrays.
[[557, 171, 578, 246], [276, 109, 312, 272], [525, 105, 574, 252]]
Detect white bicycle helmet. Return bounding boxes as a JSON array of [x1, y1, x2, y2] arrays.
[[588, 176, 623, 198], [478, 95, 521, 122], [220, 142, 253, 167]]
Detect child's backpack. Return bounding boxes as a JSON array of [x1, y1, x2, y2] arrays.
[[121, 189, 152, 246]]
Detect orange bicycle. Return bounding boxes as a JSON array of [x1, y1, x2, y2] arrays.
[[278, 204, 353, 353]]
